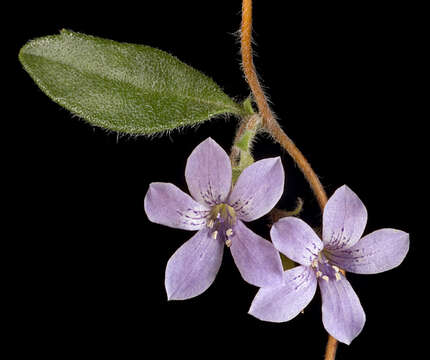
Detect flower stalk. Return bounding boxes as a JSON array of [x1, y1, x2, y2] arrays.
[[240, 0, 327, 211], [231, 113, 261, 183], [240, 0, 335, 358]]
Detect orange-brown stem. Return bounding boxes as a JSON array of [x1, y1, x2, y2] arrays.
[[240, 0, 327, 211], [240, 1, 337, 359], [267, 120, 328, 210], [241, 0, 274, 128]]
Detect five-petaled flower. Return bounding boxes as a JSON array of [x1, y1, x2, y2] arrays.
[[144, 137, 285, 300], [249, 185, 409, 344]]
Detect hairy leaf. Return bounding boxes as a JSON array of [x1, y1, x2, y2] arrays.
[[19, 30, 243, 134]]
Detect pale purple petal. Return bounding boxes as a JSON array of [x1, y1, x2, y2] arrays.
[[228, 157, 284, 222], [323, 185, 368, 251], [270, 217, 323, 266], [319, 274, 366, 345], [326, 229, 409, 274], [165, 228, 224, 300], [229, 220, 283, 287], [249, 265, 317, 322], [144, 182, 209, 231], [185, 138, 232, 207]]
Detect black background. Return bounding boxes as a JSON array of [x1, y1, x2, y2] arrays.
[[11, 1, 423, 359]]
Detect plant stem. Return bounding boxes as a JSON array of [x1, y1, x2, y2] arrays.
[[240, 0, 273, 129], [266, 121, 328, 210], [325, 335, 339, 360], [240, 0, 327, 210], [240, 1, 337, 359]]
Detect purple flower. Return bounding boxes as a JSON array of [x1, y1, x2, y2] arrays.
[[249, 185, 409, 344], [144, 138, 284, 300]]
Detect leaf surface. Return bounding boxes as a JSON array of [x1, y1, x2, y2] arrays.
[[19, 30, 242, 134]]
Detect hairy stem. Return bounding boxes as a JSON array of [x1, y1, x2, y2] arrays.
[[325, 334, 339, 360], [240, 0, 328, 210], [267, 120, 328, 209], [240, 1, 337, 359], [240, 0, 274, 128]]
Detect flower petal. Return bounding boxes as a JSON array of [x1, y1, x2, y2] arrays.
[[270, 217, 323, 266], [327, 228, 409, 274], [319, 274, 366, 345], [144, 182, 209, 231], [323, 185, 368, 250], [165, 228, 224, 300], [185, 137, 232, 207], [228, 157, 284, 222], [249, 265, 317, 322], [229, 220, 284, 287]]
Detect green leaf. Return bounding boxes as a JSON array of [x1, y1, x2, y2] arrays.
[[19, 30, 243, 134]]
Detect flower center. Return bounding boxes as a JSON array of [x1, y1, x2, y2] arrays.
[[206, 203, 236, 247], [311, 252, 342, 282]]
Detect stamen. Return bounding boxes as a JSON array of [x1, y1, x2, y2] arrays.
[[335, 273, 341, 281], [332, 265, 340, 272], [311, 259, 318, 268], [316, 271, 322, 278], [225, 239, 232, 247], [322, 275, 329, 282], [207, 204, 237, 244]]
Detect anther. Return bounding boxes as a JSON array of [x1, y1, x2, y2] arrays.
[[226, 228, 233, 237], [332, 265, 340, 273], [335, 273, 341, 281], [212, 231, 218, 239], [316, 271, 322, 278], [322, 275, 329, 282], [311, 259, 318, 268], [225, 239, 232, 247], [207, 219, 214, 228]]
